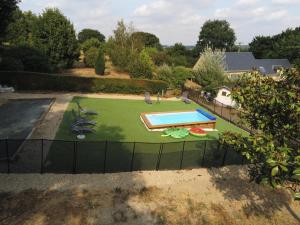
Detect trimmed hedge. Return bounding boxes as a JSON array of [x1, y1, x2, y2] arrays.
[[0, 71, 168, 94]]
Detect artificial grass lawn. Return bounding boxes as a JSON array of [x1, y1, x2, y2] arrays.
[[46, 97, 246, 173], [55, 97, 247, 142]]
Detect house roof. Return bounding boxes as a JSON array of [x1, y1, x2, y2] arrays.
[[255, 59, 291, 75], [224, 52, 256, 72]]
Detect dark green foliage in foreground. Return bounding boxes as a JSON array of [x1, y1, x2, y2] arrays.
[[0, 0, 20, 40], [221, 69, 300, 196], [0, 45, 52, 72], [95, 48, 105, 75], [0, 71, 168, 94]]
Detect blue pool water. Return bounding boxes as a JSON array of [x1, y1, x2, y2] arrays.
[[145, 111, 212, 126]]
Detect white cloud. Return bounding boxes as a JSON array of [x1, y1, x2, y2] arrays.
[[237, 0, 259, 6], [272, 0, 300, 5]]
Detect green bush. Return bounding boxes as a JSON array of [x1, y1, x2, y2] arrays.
[[0, 71, 168, 94], [129, 49, 154, 79], [81, 38, 102, 53], [95, 48, 105, 75], [1, 45, 52, 72], [0, 57, 24, 71], [156, 65, 193, 88], [84, 47, 99, 67]]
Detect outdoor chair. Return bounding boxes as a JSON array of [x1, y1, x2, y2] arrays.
[[70, 124, 95, 134], [71, 109, 96, 126], [181, 91, 191, 104], [75, 101, 98, 116], [144, 92, 153, 104]]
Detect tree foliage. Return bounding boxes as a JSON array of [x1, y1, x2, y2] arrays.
[[249, 27, 300, 67], [131, 32, 161, 49], [78, 28, 105, 43], [221, 69, 300, 194], [0, 0, 20, 40], [193, 48, 227, 97], [195, 20, 236, 55], [156, 64, 192, 88], [84, 47, 98, 67], [32, 8, 79, 69], [4, 9, 37, 46], [81, 38, 102, 53], [95, 47, 105, 75], [129, 49, 154, 79]]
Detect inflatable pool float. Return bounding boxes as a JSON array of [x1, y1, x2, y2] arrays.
[[162, 128, 189, 139], [189, 127, 207, 137]]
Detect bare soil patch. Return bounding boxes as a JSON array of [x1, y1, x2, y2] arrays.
[[0, 166, 299, 225], [62, 68, 130, 79]]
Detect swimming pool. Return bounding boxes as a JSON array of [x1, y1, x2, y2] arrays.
[[141, 109, 216, 130]]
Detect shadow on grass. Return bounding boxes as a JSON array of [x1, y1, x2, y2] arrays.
[[207, 165, 300, 222]]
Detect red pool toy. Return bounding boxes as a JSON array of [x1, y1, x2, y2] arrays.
[[189, 127, 208, 137]]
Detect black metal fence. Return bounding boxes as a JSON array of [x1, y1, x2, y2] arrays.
[[0, 139, 246, 174], [186, 88, 254, 133]]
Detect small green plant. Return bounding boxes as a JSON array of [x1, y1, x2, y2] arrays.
[[84, 47, 98, 67]]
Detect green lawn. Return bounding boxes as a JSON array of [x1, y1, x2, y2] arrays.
[[46, 97, 246, 173], [55, 97, 247, 142]]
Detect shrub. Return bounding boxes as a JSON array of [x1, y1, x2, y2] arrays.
[[0, 57, 24, 71], [95, 48, 105, 75], [156, 65, 193, 89], [1, 45, 52, 72], [129, 49, 154, 79], [0, 71, 168, 94], [84, 47, 99, 67], [81, 38, 102, 53]]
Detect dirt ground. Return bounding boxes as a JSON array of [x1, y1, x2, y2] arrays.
[[62, 68, 131, 79], [0, 166, 299, 225]]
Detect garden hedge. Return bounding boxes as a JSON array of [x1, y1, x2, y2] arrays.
[[0, 71, 168, 94]]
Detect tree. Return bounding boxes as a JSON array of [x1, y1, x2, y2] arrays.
[[32, 8, 79, 69], [129, 49, 154, 79], [195, 20, 236, 55], [78, 28, 105, 43], [0, 0, 20, 40], [193, 48, 227, 98], [131, 32, 161, 49], [5, 9, 37, 46], [95, 47, 105, 75], [81, 38, 102, 53], [249, 27, 300, 67], [84, 47, 99, 67], [107, 20, 142, 71], [221, 69, 300, 195]]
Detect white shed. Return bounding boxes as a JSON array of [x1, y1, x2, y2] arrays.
[[214, 86, 236, 107]]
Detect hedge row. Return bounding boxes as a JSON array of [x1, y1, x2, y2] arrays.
[[0, 71, 168, 94]]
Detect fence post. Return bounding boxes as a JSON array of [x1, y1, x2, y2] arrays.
[[103, 140, 108, 173], [179, 141, 186, 169], [221, 103, 223, 116], [72, 141, 77, 174], [221, 143, 228, 166], [213, 100, 216, 112], [5, 139, 10, 174], [201, 140, 207, 167], [156, 143, 163, 170], [41, 139, 44, 174], [130, 142, 136, 171]]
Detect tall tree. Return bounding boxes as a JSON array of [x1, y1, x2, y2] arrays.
[[249, 27, 300, 67], [131, 32, 161, 49], [32, 8, 79, 69], [195, 20, 236, 55], [78, 28, 105, 43], [5, 9, 37, 46], [0, 0, 20, 40]]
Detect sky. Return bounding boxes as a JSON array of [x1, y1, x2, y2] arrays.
[[19, 0, 300, 45]]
